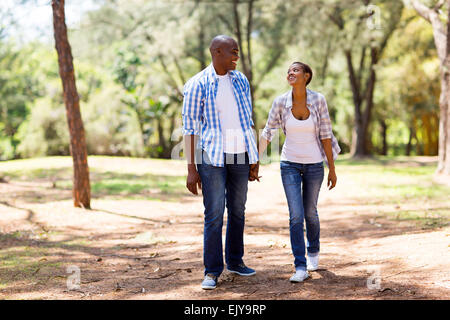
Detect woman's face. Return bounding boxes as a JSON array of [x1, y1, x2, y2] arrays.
[[287, 64, 309, 87]]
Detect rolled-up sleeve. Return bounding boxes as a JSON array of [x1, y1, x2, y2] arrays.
[[182, 79, 203, 136], [243, 77, 255, 128], [261, 98, 282, 142], [319, 95, 333, 140]]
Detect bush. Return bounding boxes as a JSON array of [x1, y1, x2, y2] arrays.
[[82, 84, 144, 157], [16, 84, 145, 158], [16, 97, 70, 158]]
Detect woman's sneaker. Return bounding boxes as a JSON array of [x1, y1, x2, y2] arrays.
[[201, 274, 218, 290], [307, 254, 319, 271], [290, 269, 309, 282]]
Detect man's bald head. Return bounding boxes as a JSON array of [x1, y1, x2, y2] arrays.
[[209, 35, 239, 75], [209, 35, 238, 55]]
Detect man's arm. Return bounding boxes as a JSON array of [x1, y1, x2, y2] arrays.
[[182, 79, 203, 195], [184, 135, 201, 195]]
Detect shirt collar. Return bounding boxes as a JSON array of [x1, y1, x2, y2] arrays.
[[208, 63, 237, 84], [285, 88, 313, 108]]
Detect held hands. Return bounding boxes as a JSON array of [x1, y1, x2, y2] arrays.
[[249, 161, 261, 182], [327, 168, 337, 190]]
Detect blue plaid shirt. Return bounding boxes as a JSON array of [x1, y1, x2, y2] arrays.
[[182, 64, 259, 167]]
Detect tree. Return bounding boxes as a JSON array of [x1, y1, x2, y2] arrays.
[[377, 9, 440, 156], [52, 0, 91, 208], [0, 42, 41, 160], [411, 0, 450, 176], [322, 0, 404, 157], [213, 0, 306, 128]]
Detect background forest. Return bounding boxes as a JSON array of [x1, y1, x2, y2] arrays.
[[0, 0, 442, 161]]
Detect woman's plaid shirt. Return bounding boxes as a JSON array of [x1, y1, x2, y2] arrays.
[[261, 89, 341, 165]]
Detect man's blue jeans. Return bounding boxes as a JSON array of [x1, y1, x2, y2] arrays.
[[197, 150, 250, 277], [280, 161, 324, 271]]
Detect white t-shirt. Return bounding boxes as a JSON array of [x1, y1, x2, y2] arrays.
[[280, 111, 323, 163], [216, 74, 246, 154]]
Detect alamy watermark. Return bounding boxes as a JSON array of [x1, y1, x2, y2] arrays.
[[66, 265, 81, 291], [366, 266, 382, 290], [366, 4, 382, 30], [170, 127, 280, 165]]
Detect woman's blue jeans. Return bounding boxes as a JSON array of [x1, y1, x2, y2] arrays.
[[280, 161, 324, 271], [197, 150, 250, 277]]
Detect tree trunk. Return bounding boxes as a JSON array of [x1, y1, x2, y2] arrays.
[[346, 48, 376, 157], [411, 0, 450, 177], [380, 119, 388, 156], [198, 15, 207, 71], [52, 0, 91, 209], [406, 119, 416, 156], [157, 119, 168, 157], [438, 65, 450, 174]]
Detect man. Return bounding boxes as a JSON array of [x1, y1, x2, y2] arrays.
[[182, 35, 260, 290]]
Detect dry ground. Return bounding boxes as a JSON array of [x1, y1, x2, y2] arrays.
[[0, 156, 449, 300]]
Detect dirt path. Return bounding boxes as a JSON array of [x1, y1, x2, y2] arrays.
[[0, 158, 449, 300]]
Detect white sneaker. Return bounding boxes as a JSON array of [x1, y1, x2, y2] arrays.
[[307, 254, 319, 271], [289, 269, 309, 282]]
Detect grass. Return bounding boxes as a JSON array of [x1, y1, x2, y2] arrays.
[[387, 208, 449, 229], [331, 156, 449, 228], [1, 155, 449, 227], [0, 156, 187, 201], [0, 244, 62, 287], [56, 174, 185, 197], [0, 230, 94, 290]]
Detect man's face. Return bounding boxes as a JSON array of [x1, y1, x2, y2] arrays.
[[217, 40, 240, 72]]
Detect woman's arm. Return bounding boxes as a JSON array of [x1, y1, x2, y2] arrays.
[[318, 95, 337, 190], [255, 98, 283, 181], [260, 97, 282, 159], [321, 138, 337, 190], [258, 137, 270, 160]]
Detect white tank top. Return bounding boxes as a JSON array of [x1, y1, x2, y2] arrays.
[[216, 74, 246, 154], [280, 111, 323, 164]]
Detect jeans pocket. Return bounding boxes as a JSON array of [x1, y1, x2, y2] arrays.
[[307, 162, 324, 180], [281, 173, 300, 186], [313, 161, 324, 168], [281, 164, 300, 186]]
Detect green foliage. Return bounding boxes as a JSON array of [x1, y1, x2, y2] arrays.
[[377, 8, 440, 155], [0, 0, 445, 160], [16, 96, 69, 158], [0, 40, 42, 159], [82, 84, 145, 157]]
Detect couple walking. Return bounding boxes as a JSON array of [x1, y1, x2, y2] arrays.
[[182, 35, 341, 290]]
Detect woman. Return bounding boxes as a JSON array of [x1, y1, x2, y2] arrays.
[[259, 61, 341, 282]]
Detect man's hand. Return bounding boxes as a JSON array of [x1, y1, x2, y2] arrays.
[[327, 168, 337, 190], [249, 161, 261, 182], [186, 166, 202, 195]]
